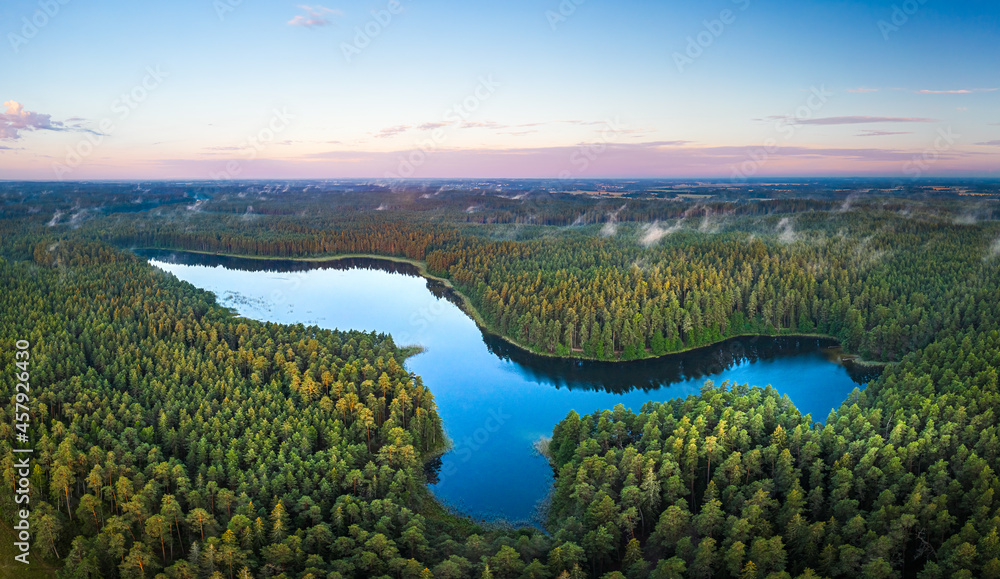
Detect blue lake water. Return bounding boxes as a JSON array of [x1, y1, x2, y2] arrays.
[[143, 251, 872, 526]]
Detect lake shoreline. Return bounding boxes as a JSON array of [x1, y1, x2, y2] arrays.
[[141, 246, 879, 526], [132, 247, 885, 370]]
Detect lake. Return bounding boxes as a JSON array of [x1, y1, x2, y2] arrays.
[[141, 250, 874, 526]]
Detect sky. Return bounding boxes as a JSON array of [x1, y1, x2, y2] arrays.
[[1, 0, 999, 180]]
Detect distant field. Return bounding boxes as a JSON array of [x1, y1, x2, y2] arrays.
[[562, 189, 629, 196], [0, 521, 58, 579]]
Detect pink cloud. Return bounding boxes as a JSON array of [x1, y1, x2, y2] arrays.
[[1, 101, 56, 140], [374, 125, 412, 138], [795, 116, 936, 125], [857, 130, 912, 137], [461, 121, 505, 129], [917, 88, 997, 94], [458, 120, 622, 131], [417, 122, 451, 130], [8, 140, 997, 180], [277, 141, 979, 179], [288, 5, 343, 28]]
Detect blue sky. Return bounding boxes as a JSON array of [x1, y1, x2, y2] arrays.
[[1, 0, 998, 179]]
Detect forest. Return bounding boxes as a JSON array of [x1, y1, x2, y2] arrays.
[[1, 181, 999, 578]]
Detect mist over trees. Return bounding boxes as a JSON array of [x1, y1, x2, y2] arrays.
[[1, 183, 999, 578]]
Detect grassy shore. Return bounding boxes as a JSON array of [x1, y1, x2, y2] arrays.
[[0, 521, 58, 579]]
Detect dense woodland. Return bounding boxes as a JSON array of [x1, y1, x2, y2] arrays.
[[88, 188, 997, 364], [1, 183, 999, 578]]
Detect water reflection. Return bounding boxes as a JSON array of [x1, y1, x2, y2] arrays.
[[136, 248, 875, 396], [136, 249, 424, 277], [482, 333, 873, 393], [141, 248, 879, 524]]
